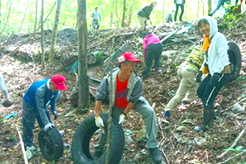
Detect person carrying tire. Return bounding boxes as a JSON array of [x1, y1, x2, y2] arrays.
[[194, 16, 234, 132], [22, 75, 67, 151], [94, 52, 162, 164]]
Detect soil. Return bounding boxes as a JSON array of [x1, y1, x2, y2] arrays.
[[0, 15, 246, 164]]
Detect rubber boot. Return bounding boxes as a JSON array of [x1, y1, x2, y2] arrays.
[[142, 67, 151, 79], [194, 109, 214, 132]]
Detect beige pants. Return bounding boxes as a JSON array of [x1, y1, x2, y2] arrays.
[[138, 15, 148, 30], [165, 65, 199, 112]]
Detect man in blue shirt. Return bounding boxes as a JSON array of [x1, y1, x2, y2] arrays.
[[22, 75, 67, 151]]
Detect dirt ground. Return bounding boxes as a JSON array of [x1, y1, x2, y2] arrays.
[[1, 15, 246, 164]]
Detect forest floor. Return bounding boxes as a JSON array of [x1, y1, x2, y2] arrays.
[[1, 14, 246, 164]]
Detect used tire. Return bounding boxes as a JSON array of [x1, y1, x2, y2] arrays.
[[38, 127, 64, 161], [227, 41, 242, 81], [71, 113, 125, 164]]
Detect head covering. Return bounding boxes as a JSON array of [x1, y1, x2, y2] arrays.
[[201, 16, 218, 39], [51, 75, 67, 90], [117, 52, 141, 64]]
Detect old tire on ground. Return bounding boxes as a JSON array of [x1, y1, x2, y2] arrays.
[[71, 113, 125, 164], [38, 127, 64, 161], [228, 41, 241, 81]]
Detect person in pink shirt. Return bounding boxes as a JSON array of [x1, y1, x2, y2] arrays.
[[142, 33, 163, 79]]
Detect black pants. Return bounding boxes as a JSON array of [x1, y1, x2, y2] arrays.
[[197, 73, 231, 110], [22, 102, 51, 148], [174, 4, 184, 21], [143, 43, 163, 76]]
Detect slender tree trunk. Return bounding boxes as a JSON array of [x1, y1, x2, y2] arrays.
[[2, 0, 12, 33], [77, 0, 89, 110], [110, 0, 114, 28], [19, 0, 30, 33], [49, 0, 62, 62], [162, 0, 166, 24], [121, 0, 126, 27], [197, 0, 200, 18], [41, 0, 45, 69], [115, 0, 118, 28], [34, 0, 38, 37], [0, 0, 2, 53], [208, 0, 212, 15]]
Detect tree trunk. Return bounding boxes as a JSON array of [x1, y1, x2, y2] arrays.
[[115, 0, 118, 28], [1, 0, 12, 33], [41, 0, 45, 69], [208, 0, 212, 15], [34, 0, 38, 38], [197, 0, 200, 18], [110, 0, 114, 28], [77, 0, 89, 110], [162, 0, 166, 24], [121, 0, 126, 27], [49, 0, 62, 62], [19, 0, 30, 33]]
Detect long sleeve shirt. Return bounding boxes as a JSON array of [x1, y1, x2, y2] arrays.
[[143, 34, 162, 58]]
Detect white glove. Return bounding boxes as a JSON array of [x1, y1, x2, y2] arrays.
[[95, 116, 104, 128], [118, 114, 126, 124], [44, 123, 55, 131]]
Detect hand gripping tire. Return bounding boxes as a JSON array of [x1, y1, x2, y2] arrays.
[[38, 127, 64, 161], [71, 113, 125, 164], [227, 41, 242, 82]]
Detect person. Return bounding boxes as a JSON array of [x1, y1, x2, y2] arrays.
[[22, 75, 67, 151], [142, 32, 163, 79], [208, 0, 231, 16], [91, 7, 101, 29], [194, 16, 233, 131], [166, 9, 175, 23], [163, 45, 204, 120], [93, 52, 162, 163], [137, 1, 157, 30], [174, 0, 186, 22], [0, 73, 12, 106]]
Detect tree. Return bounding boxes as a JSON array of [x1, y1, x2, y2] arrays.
[[77, 0, 89, 110], [34, 0, 38, 38], [121, 0, 126, 27], [41, 0, 45, 69], [208, 0, 212, 15], [19, 0, 30, 33], [49, 0, 62, 62]]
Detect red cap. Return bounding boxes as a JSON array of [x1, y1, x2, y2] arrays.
[[117, 52, 141, 64], [51, 75, 67, 90]]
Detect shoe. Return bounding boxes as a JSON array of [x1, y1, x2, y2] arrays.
[[155, 69, 163, 74], [149, 147, 162, 164], [59, 130, 65, 136], [93, 151, 103, 159], [161, 111, 171, 121], [26, 146, 36, 151], [181, 100, 190, 105], [208, 13, 213, 16]]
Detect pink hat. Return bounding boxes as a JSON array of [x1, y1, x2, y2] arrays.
[[117, 52, 141, 64], [51, 75, 67, 90]]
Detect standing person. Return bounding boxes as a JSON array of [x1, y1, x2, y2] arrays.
[[194, 16, 232, 131], [174, 0, 185, 22], [91, 6, 101, 29], [0, 73, 12, 106], [22, 75, 67, 150], [162, 45, 204, 120], [137, 1, 157, 30], [208, 0, 231, 16], [142, 32, 163, 79], [93, 52, 162, 164], [166, 9, 175, 23]]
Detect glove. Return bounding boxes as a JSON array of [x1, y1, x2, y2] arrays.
[[95, 116, 104, 128], [210, 73, 221, 86], [44, 123, 55, 132], [52, 111, 58, 120], [196, 71, 203, 83], [118, 114, 126, 124]]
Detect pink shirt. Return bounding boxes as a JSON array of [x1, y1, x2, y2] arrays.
[[143, 34, 162, 58]]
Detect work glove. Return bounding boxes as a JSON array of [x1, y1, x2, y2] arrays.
[[210, 73, 221, 87], [118, 113, 126, 124], [44, 123, 55, 132], [95, 116, 104, 128], [196, 71, 203, 83], [52, 111, 58, 120]]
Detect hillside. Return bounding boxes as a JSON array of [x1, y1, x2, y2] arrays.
[[0, 15, 246, 164]]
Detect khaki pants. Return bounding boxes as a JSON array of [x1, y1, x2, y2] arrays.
[[165, 66, 198, 112], [138, 15, 148, 30]]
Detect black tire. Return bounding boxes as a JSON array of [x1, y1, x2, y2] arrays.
[[38, 127, 64, 161], [227, 41, 242, 81], [71, 113, 125, 164]]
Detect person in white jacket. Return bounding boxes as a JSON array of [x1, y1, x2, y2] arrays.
[[194, 16, 232, 131]]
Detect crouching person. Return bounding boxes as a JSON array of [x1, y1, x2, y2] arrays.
[[93, 52, 162, 164], [22, 75, 67, 151]]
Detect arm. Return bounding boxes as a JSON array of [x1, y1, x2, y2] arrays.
[[94, 100, 102, 117], [36, 87, 50, 125]]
